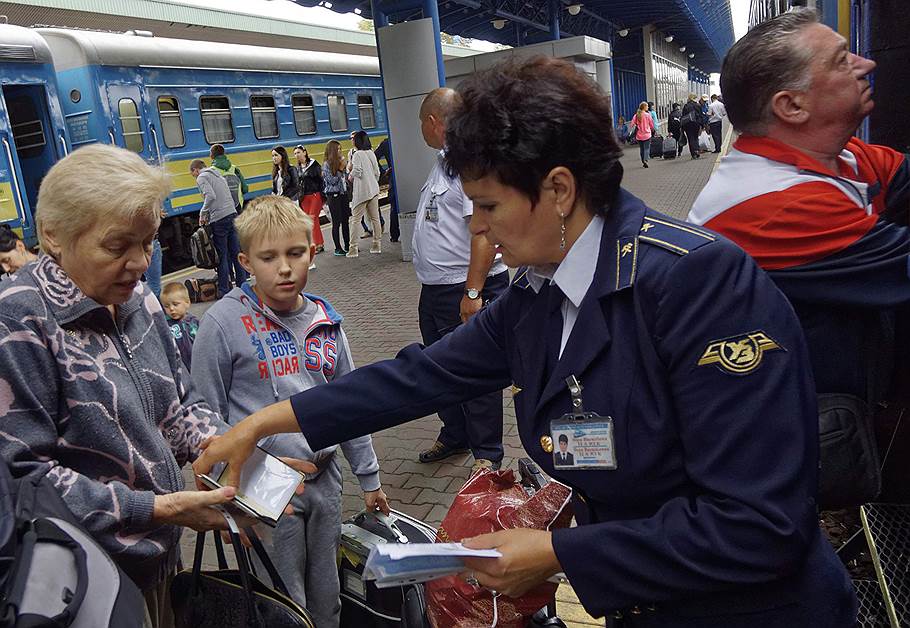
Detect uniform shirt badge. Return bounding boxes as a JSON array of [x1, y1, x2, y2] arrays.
[[697, 331, 784, 375]]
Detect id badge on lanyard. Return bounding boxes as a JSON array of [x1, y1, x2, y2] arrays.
[[550, 375, 617, 470], [424, 192, 439, 223]]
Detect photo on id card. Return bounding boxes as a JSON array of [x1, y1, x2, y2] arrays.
[[197, 446, 303, 526]]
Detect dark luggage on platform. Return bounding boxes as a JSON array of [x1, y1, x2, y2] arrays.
[[663, 137, 678, 159], [649, 135, 664, 158], [0, 460, 145, 628], [338, 509, 435, 627]]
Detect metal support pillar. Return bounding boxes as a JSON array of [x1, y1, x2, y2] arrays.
[[548, 0, 561, 40], [422, 0, 447, 87]]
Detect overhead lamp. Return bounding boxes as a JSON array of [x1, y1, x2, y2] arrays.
[[492, 18, 506, 29], [567, 3, 582, 15], [617, 28, 629, 37], [354, 7, 362, 13], [688, 52, 695, 58], [664, 34, 674, 42], [323, 1, 333, 7], [679, 45, 686, 52]]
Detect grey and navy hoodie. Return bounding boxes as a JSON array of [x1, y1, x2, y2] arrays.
[[192, 283, 380, 490]]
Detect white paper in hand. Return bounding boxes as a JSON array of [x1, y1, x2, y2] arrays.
[[364, 543, 501, 588]]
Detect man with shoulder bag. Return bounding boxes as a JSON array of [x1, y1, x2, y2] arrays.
[[689, 9, 910, 508]]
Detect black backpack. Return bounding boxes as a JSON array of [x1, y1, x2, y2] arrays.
[[0, 462, 145, 627], [191, 226, 219, 270]]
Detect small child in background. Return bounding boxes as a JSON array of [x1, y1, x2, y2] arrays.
[[161, 282, 199, 371]]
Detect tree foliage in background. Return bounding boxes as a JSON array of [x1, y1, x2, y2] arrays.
[[358, 18, 472, 45]]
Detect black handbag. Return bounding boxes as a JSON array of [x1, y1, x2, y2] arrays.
[[171, 515, 315, 628], [817, 393, 881, 510]]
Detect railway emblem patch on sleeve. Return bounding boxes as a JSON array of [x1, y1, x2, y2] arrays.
[[696, 331, 784, 375]]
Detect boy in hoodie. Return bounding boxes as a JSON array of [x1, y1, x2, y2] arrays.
[[192, 195, 389, 627]]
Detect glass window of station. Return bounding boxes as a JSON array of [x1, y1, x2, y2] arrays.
[[157, 96, 185, 148], [200, 96, 235, 144], [292, 94, 317, 135], [327, 95, 348, 132], [250, 95, 279, 139], [117, 98, 144, 153], [357, 95, 376, 129]]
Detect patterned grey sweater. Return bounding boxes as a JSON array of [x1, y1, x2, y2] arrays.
[[0, 255, 228, 590]]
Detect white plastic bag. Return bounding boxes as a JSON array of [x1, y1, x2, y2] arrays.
[[699, 130, 712, 152]]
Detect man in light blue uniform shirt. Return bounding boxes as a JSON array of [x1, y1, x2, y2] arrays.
[[412, 87, 510, 472]]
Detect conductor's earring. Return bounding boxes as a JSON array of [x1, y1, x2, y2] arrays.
[[559, 212, 567, 251]]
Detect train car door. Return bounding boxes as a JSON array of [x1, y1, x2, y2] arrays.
[[106, 84, 154, 161], [0, 84, 63, 245]]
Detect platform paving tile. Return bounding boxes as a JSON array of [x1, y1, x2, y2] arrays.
[[178, 129, 729, 625]]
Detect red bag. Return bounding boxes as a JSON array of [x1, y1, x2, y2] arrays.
[[427, 469, 572, 628]]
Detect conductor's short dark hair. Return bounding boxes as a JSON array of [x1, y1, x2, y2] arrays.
[[558, 433, 569, 444]]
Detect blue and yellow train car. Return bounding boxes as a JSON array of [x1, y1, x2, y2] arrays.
[[0, 25, 71, 247], [37, 28, 386, 270]]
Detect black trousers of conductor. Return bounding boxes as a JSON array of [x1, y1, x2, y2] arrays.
[[418, 271, 510, 462], [709, 121, 723, 153]]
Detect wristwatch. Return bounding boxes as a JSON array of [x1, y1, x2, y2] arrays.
[[464, 288, 482, 300]]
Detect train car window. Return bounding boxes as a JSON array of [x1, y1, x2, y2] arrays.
[[292, 94, 316, 135], [200, 96, 235, 144], [117, 98, 144, 153], [357, 95, 376, 130], [157, 96, 185, 148], [250, 95, 279, 139], [327, 95, 348, 132]]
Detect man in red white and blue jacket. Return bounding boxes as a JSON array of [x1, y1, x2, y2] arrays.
[[689, 9, 909, 404]]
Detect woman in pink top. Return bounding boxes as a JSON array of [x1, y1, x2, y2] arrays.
[[631, 101, 655, 168]]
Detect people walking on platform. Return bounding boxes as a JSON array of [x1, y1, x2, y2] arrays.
[[411, 87, 509, 473], [707, 94, 726, 153], [192, 195, 388, 627], [647, 101, 659, 133], [195, 56, 859, 627], [668, 102, 684, 156], [0, 144, 243, 628], [347, 131, 385, 240], [271, 145, 300, 201], [690, 8, 910, 505], [294, 144, 325, 255], [323, 140, 351, 256], [631, 101, 655, 167], [347, 131, 382, 257], [210, 143, 248, 213], [191, 158, 248, 296], [681, 94, 703, 158], [375, 137, 400, 243]]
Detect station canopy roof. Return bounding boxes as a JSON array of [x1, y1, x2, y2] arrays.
[[291, 0, 734, 72]]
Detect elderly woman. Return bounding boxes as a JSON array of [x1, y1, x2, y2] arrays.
[[196, 58, 857, 626], [0, 144, 243, 628]]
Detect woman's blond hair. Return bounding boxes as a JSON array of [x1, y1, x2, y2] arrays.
[[235, 195, 313, 252], [36, 143, 170, 253], [635, 101, 649, 124]]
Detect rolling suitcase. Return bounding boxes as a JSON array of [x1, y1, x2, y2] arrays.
[[649, 135, 664, 158], [662, 137, 678, 159], [338, 509, 435, 627]]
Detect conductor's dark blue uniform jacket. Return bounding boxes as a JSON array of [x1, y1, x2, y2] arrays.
[[291, 189, 857, 626]]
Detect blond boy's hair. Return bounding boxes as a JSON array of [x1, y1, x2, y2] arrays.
[[235, 195, 313, 252], [161, 282, 190, 301]]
